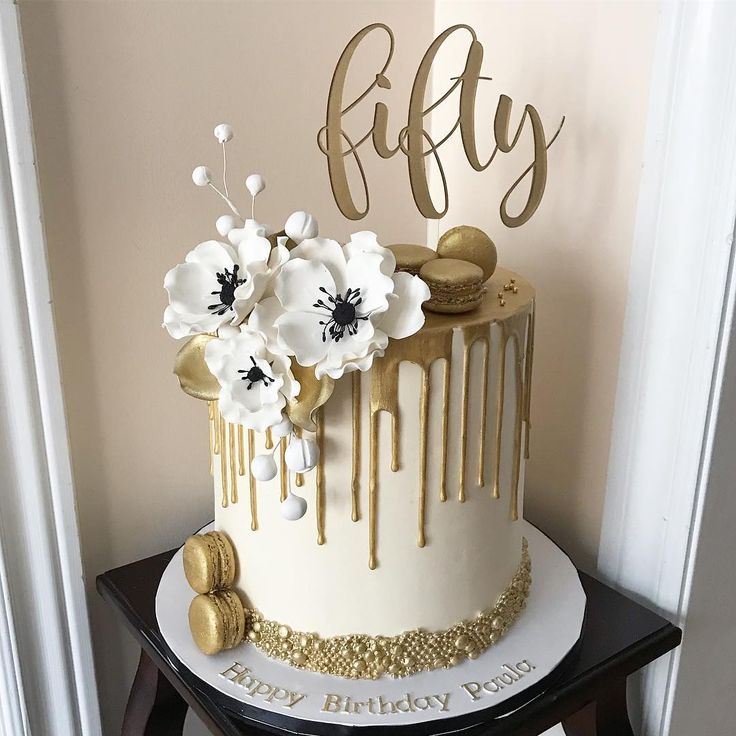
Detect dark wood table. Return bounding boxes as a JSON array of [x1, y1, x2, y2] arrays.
[[97, 545, 681, 736]]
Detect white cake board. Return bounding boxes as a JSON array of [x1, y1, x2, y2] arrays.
[[157, 522, 585, 733]]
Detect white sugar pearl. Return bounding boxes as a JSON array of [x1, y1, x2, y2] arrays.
[[216, 214, 241, 237], [192, 165, 212, 187], [280, 492, 307, 521], [214, 123, 233, 143], [271, 416, 293, 439], [284, 437, 319, 473], [284, 211, 318, 244], [251, 453, 278, 482], [245, 174, 265, 198]]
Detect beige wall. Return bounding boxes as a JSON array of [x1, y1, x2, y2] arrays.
[[430, 0, 659, 566], [19, 1, 658, 733]]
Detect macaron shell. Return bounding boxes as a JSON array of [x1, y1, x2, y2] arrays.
[[183, 531, 236, 594], [388, 243, 438, 275], [188, 590, 245, 655], [437, 225, 497, 281], [420, 258, 486, 314]]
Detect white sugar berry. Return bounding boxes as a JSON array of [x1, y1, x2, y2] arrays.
[[192, 166, 212, 187], [245, 174, 265, 198], [251, 453, 278, 482], [284, 437, 319, 473], [215, 214, 241, 237], [280, 492, 307, 521], [214, 123, 233, 143], [284, 211, 318, 244]]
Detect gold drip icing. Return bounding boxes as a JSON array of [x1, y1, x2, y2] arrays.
[[279, 439, 288, 502], [523, 304, 535, 459], [439, 360, 450, 502], [368, 412, 378, 570], [208, 401, 215, 476], [237, 425, 245, 476], [228, 424, 238, 504], [508, 330, 525, 522], [418, 368, 430, 547], [265, 428, 273, 450], [213, 402, 221, 455], [219, 414, 228, 508], [476, 338, 490, 486], [316, 409, 326, 545], [294, 427, 304, 488], [248, 430, 258, 530], [458, 324, 489, 501], [243, 539, 530, 679], [351, 372, 361, 522]]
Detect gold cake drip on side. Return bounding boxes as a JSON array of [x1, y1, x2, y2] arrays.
[[237, 425, 245, 476], [243, 539, 530, 680], [295, 426, 305, 487], [279, 438, 288, 502], [316, 409, 326, 545], [248, 429, 258, 530], [351, 372, 361, 522], [228, 423, 238, 505]]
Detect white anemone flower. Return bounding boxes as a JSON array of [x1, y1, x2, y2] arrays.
[[163, 232, 289, 339], [204, 328, 300, 431], [250, 231, 430, 379]]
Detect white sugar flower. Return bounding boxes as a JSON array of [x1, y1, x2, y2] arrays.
[[250, 231, 429, 379], [204, 328, 300, 431], [163, 232, 289, 340]]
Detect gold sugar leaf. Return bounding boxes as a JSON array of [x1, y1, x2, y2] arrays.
[[287, 364, 334, 432], [173, 334, 220, 401]]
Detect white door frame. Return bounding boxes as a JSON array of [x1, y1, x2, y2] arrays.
[[0, 2, 102, 734], [598, 3, 736, 735]]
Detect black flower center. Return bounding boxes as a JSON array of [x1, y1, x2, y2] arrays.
[[208, 265, 246, 316], [313, 286, 370, 343], [238, 356, 275, 390]]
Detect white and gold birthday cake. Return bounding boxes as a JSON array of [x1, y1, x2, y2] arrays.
[[163, 121, 535, 680]]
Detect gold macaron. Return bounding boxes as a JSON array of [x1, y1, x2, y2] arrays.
[[183, 531, 236, 594], [188, 590, 246, 655], [419, 259, 486, 314], [388, 244, 438, 276], [437, 225, 497, 282]]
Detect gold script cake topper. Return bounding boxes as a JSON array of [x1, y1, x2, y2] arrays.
[[319, 23, 564, 221]]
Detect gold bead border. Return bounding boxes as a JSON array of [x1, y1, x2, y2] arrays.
[[243, 538, 531, 680]]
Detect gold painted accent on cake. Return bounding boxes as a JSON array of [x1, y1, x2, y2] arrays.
[[287, 363, 335, 432], [243, 539, 530, 679], [265, 428, 273, 450], [351, 372, 361, 521], [418, 368, 430, 547], [440, 360, 450, 502], [279, 439, 288, 502], [509, 332, 524, 522], [493, 322, 507, 500], [316, 409, 326, 545], [368, 412, 379, 571], [219, 414, 228, 508], [523, 304, 535, 459], [237, 425, 245, 476], [248, 430, 258, 530], [294, 427, 304, 488], [213, 402, 221, 455], [228, 424, 238, 504], [208, 401, 215, 476], [458, 346, 470, 503]]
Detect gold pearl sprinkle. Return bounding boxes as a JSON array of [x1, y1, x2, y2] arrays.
[[238, 539, 531, 680]]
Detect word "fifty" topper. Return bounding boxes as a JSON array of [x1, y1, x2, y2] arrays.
[[318, 23, 564, 223]]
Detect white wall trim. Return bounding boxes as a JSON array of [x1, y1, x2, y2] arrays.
[[0, 2, 102, 734], [598, 3, 736, 735]]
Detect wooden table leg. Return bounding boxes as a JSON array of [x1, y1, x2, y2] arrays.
[[561, 678, 634, 736], [122, 649, 189, 736], [594, 678, 634, 736]]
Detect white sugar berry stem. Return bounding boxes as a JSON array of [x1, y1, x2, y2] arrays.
[[222, 142, 230, 199], [206, 182, 243, 219]]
